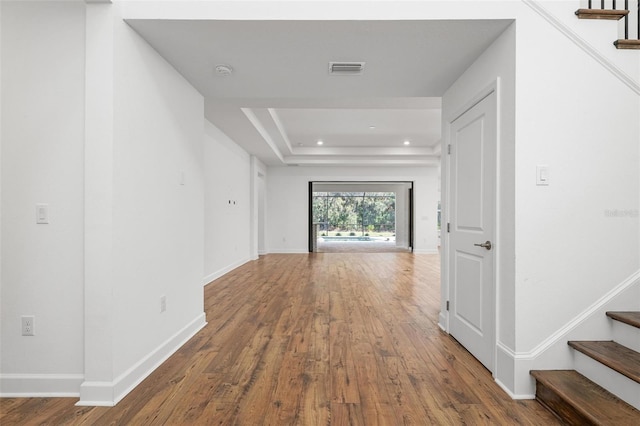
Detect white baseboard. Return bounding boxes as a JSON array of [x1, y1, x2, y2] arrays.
[[77, 312, 207, 406], [77, 381, 116, 407], [413, 248, 439, 254], [495, 378, 535, 400], [498, 271, 640, 397], [203, 257, 251, 286], [269, 249, 310, 254], [438, 311, 447, 332], [0, 373, 84, 397]]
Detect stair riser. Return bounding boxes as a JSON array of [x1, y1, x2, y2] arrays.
[[535, 381, 593, 425], [574, 351, 640, 410], [611, 320, 640, 353]]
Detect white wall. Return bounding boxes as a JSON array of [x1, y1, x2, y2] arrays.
[[395, 184, 410, 247], [2, 0, 638, 404], [0, 0, 4, 395], [512, 1, 639, 396], [1, 1, 86, 395], [257, 167, 267, 255], [441, 21, 517, 390], [266, 166, 440, 254], [443, 2, 640, 398], [109, 1, 206, 390], [204, 120, 252, 284], [249, 156, 264, 260], [1, 0, 208, 403], [515, 2, 639, 352]]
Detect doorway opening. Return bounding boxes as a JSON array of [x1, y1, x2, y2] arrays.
[[309, 181, 413, 253]]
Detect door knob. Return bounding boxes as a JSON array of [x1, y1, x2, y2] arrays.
[[474, 241, 492, 250]]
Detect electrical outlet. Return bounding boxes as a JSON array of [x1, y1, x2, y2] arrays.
[[160, 295, 167, 313], [22, 315, 35, 336]]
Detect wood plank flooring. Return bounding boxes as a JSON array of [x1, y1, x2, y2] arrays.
[[1, 253, 560, 425]]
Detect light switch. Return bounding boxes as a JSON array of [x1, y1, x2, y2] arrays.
[[536, 165, 550, 186], [36, 204, 49, 224]]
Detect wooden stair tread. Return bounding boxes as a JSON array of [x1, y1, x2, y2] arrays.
[[607, 311, 640, 329], [530, 370, 640, 424], [614, 39, 640, 49], [568, 340, 640, 383], [575, 8, 629, 20]]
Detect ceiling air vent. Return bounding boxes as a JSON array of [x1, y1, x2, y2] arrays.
[[328, 61, 365, 75]]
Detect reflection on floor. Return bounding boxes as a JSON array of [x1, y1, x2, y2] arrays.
[[316, 239, 411, 253]]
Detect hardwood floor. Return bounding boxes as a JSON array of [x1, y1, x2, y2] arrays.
[[1, 253, 560, 425]]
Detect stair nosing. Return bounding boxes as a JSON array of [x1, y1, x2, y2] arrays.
[[531, 370, 595, 413], [575, 8, 630, 20], [606, 311, 640, 329], [530, 369, 640, 423], [568, 340, 640, 383], [614, 39, 640, 50]]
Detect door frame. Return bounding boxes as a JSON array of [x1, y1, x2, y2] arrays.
[[442, 79, 501, 374], [408, 187, 414, 252]]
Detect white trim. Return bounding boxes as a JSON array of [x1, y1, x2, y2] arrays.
[[412, 248, 440, 254], [77, 313, 207, 406], [438, 312, 448, 332], [447, 80, 498, 123], [268, 108, 294, 154], [523, 0, 640, 95], [440, 108, 450, 335], [444, 80, 500, 375], [203, 257, 251, 286], [269, 249, 310, 254], [495, 271, 639, 397], [0, 374, 84, 398], [497, 341, 518, 359], [241, 108, 285, 163], [77, 381, 115, 407], [513, 269, 640, 359], [493, 76, 504, 383], [495, 378, 535, 400]]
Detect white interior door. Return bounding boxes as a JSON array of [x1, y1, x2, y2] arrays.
[[448, 90, 496, 372]]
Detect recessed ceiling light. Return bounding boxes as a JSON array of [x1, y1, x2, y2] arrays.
[[317, 140, 324, 145], [214, 64, 233, 76], [404, 140, 411, 145], [369, 126, 376, 130]]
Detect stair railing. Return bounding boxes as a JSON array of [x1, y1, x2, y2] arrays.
[[577, 0, 640, 49], [584, 0, 623, 10], [617, 0, 639, 47]]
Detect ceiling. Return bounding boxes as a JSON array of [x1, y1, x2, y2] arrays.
[[126, 19, 512, 166]]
